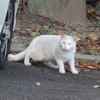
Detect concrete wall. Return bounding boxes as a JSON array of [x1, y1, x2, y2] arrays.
[[28, 0, 87, 24]]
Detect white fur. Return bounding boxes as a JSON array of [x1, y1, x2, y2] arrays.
[[8, 34, 78, 74]]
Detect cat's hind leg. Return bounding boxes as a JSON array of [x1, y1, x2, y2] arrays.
[[24, 51, 31, 66], [24, 49, 45, 66], [44, 61, 59, 69]]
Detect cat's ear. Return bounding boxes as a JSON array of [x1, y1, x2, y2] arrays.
[[72, 35, 77, 41], [61, 33, 66, 38]]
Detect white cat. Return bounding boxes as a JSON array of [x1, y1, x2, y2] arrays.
[[8, 34, 78, 74]]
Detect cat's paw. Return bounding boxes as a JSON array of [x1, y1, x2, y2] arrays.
[[25, 62, 31, 66], [71, 69, 78, 74], [59, 70, 65, 74]]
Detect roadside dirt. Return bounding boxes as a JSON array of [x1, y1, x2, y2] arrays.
[[12, 8, 100, 55]]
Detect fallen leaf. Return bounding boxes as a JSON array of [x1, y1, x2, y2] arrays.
[[35, 82, 41, 86], [43, 68, 52, 72], [91, 27, 95, 30], [11, 51, 17, 54], [26, 28, 32, 33], [87, 8, 95, 13], [93, 85, 100, 88], [97, 65, 100, 70], [13, 37, 17, 40], [76, 37, 81, 41], [43, 25, 49, 31], [88, 34, 98, 41], [87, 65, 96, 69], [56, 32, 62, 35], [32, 37, 36, 40], [84, 69, 91, 72]]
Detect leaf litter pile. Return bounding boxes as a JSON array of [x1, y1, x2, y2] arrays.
[[77, 34, 100, 55], [10, 1, 100, 73]]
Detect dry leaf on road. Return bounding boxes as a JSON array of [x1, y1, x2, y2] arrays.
[[93, 85, 100, 88], [35, 82, 41, 86]]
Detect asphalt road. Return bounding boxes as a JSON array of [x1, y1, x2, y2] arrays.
[[0, 61, 100, 100]]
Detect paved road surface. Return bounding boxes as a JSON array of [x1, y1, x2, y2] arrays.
[[0, 62, 100, 100]]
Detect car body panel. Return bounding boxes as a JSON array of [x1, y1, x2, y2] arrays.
[[0, 0, 19, 33], [0, 0, 10, 33]]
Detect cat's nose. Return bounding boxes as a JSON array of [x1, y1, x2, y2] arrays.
[[65, 47, 69, 51]]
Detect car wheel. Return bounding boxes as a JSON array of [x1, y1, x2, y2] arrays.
[[0, 0, 15, 70]]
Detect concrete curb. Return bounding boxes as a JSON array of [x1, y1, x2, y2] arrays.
[[75, 53, 100, 63], [10, 44, 100, 63]]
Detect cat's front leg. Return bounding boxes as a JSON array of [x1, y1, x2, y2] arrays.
[[55, 59, 65, 74], [68, 58, 78, 74]]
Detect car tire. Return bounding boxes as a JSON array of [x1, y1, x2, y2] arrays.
[[0, 0, 15, 70]]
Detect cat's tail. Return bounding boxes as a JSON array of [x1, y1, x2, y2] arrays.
[[8, 50, 27, 61], [8, 44, 32, 61]]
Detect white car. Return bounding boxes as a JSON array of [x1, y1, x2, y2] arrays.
[[0, 0, 19, 69]]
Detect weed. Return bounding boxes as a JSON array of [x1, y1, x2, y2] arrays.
[[36, 23, 51, 34]]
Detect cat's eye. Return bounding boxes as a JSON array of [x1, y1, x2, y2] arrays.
[[63, 42, 65, 44]]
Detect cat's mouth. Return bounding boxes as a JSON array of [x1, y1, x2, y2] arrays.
[[62, 48, 69, 51]]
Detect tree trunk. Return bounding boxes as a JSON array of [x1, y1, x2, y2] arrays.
[[28, 0, 87, 24]]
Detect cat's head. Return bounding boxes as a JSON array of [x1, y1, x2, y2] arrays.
[[60, 34, 77, 51]]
